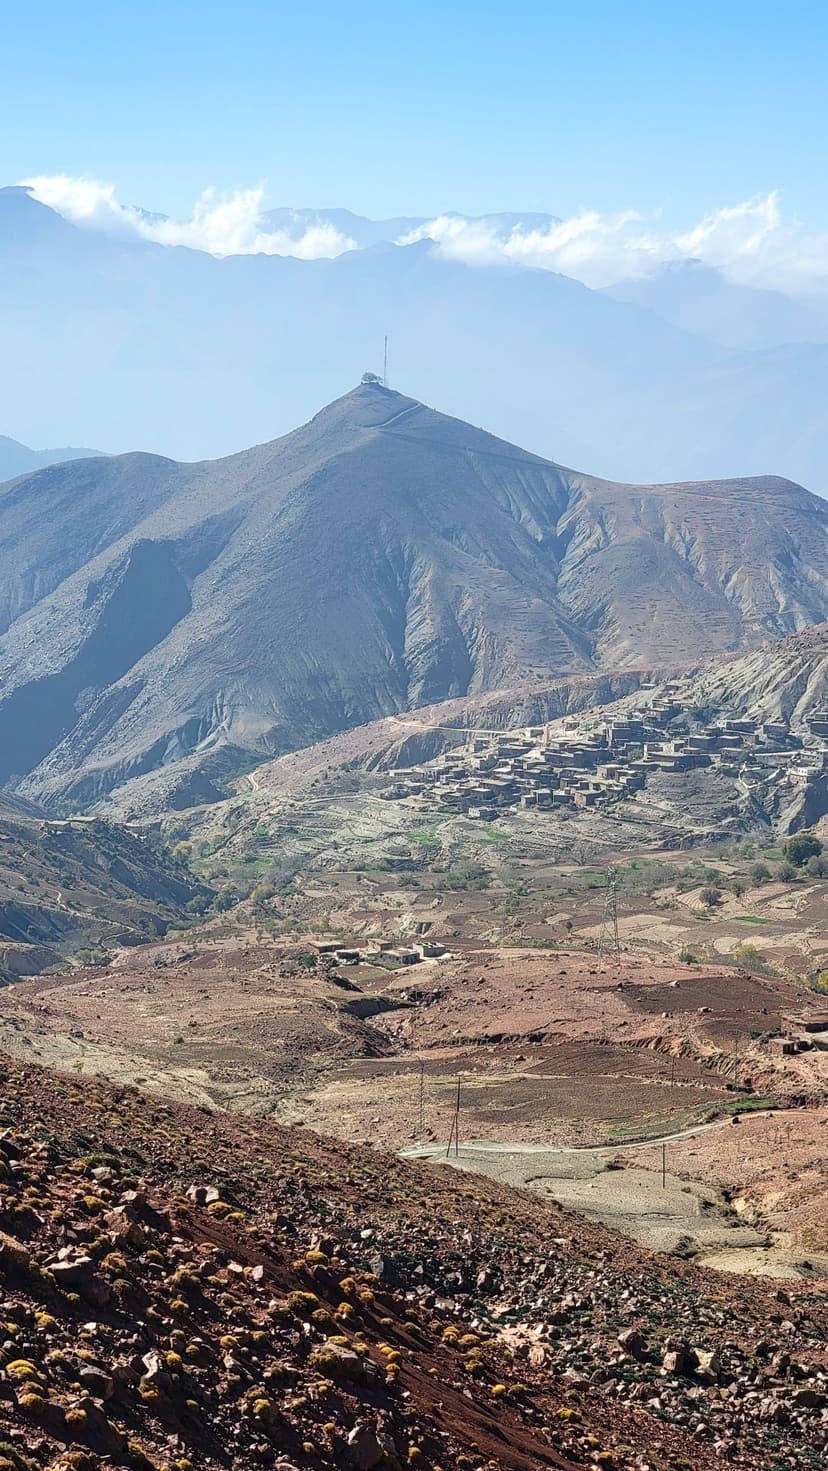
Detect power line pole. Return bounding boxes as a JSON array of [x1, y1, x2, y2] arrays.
[[598, 868, 620, 969], [446, 1076, 461, 1159], [662, 1142, 667, 1190], [417, 1060, 425, 1139], [383, 335, 389, 387]]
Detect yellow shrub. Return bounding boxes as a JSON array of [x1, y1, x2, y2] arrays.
[[8, 1359, 41, 1381]]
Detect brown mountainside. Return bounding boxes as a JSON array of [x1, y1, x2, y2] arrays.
[[1, 1055, 827, 1470], [1, 383, 826, 807]]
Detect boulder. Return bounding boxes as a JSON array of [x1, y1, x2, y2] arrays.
[[104, 1207, 145, 1247], [0, 1229, 30, 1273], [618, 1327, 646, 1359], [347, 1424, 385, 1470], [78, 1365, 115, 1400], [662, 1341, 696, 1376], [695, 1347, 722, 1381], [51, 1254, 95, 1287]]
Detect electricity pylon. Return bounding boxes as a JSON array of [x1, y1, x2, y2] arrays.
[[597, 867, 620, 968]]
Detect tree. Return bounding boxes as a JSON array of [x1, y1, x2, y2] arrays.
[[213, 886, 239, 912], [749, 861, 771, 885], [783, 833, 823, 867], [777, 861, 797, 882], [806, 854, 828, 878], [700, 885, 722, 909]]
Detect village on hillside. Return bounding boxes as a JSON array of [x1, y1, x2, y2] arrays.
[[382, 682, 828, 820]]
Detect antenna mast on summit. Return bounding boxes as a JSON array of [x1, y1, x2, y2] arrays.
[[383, 335, 389, 387]]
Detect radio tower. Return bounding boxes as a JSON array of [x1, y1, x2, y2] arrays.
[[597, 867, 620, 969]]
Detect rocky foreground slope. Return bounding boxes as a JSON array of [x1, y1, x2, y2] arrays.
[[2, 383, 828, 808], [0, 1057, 827, 1471]]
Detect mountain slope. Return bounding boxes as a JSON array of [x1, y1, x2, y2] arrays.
[[0, 797, 208, 977], [1, 382, 827, 806], [4, 1056, 826, 1471], [0, 379, 823, 806], [7, 185, 828, 488], [648, 621, 828, 729]]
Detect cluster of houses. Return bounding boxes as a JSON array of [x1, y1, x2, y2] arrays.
[[772, 1009, 828, 1055], [313, 938, 446, 968], [382, 685, 828, 821]]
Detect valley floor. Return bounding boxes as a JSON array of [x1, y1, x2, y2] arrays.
[[2, 915, 828, 1281]]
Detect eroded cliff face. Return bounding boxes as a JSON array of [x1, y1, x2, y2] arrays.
[[1, 383, 826, 806]]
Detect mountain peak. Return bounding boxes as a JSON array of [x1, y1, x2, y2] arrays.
[[0, 389, 826, 809], [303, 381, 422, 434], [0, 185, 77, 245]]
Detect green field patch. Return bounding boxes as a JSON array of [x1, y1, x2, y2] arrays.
[[409, 821, 444, 851], [734, 914, 771, 924], [480, 823, 510, 846], [719, 1095, 775, 1115]]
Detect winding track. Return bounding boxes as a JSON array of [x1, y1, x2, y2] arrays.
[[401, 1116, 729, 1162]]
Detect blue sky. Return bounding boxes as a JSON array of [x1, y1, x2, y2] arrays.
[[2, 0, 827, 225]]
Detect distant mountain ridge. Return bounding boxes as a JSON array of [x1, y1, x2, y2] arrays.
[[604, 260, 828, 351], [4, 184, 828, 489], [1, 382, 827, 808], [0, 434, 103, 481]]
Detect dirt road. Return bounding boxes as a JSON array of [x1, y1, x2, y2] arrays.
[[402, 1119, 779, 1266]]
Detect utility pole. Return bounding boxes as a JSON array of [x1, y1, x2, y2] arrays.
[[446, 1076, 461, 1159], [733, 1032, 740, 1088], [662, 1141, 667, 1190], [417, 1060, 425, 1139], [598, 868, 620, 969], [383, 335, 389, 387]]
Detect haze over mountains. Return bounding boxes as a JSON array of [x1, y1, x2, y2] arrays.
[[0, 434, 101, 482], [2, 380, 827, 808], [5, 184, 828, 490]]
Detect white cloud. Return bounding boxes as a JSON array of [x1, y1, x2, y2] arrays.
[[20, 176, 357, 260], [399, 195, 828, 296], [18, 175, 828, 296]]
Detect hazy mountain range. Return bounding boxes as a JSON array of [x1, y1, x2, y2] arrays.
[[0, 435, 102, 482], [4, 185, 828, 490], [2, 381, 827, 809]]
